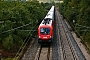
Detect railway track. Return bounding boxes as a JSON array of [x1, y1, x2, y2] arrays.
[[21, 37, 39, 60], [56, 11, 78, 60], [21, 38, 52, 60], [34, 45, 52, 60], [21, 8, 86, 60], [54, 8, 86, 60]]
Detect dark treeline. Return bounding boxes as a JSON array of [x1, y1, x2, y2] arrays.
[[0, 1, 47, 58], [59, 0, 90, 52]]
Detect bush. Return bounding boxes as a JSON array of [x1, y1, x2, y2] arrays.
[[3, 35, 13, 50]]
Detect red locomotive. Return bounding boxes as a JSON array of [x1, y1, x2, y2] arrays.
[[38, 6, 55, 43]]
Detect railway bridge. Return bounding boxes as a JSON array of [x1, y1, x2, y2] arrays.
[[17, 8, 86, 60]]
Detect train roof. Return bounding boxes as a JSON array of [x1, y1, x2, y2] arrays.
[[50, 6, 54, 12], [39, 19, 53, 27], [45, 6, 54, 19], [39, 6, 54, 27]]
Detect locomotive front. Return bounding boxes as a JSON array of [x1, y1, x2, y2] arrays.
[[38, 22, 53, 43], [38, 6, 54, 44]]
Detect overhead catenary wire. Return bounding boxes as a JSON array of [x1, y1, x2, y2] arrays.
[[1, 22, 32, 34], [1, 18, 37, 59], [1, 20, 37, 59], [13, 25, 37, 60], [13, 31, 31, 60]]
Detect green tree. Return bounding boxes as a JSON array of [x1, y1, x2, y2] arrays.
[[59, 0, 90, 52], [0, 1, 47, 58], [3, 35, 13, 50]]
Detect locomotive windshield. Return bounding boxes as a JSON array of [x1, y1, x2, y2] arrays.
[[40, 28, 50, 34]]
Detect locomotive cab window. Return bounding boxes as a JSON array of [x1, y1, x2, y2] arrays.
[[40, 28, 50, 34]]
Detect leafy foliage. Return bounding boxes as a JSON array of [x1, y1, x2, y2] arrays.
[[0, 1, 46, 57], [59, 0, 90, 52], [3, 35, 13, 50]]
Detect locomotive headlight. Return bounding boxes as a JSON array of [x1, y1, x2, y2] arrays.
[[39, 36, 41, 38], [50, 36, 52, 38]]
